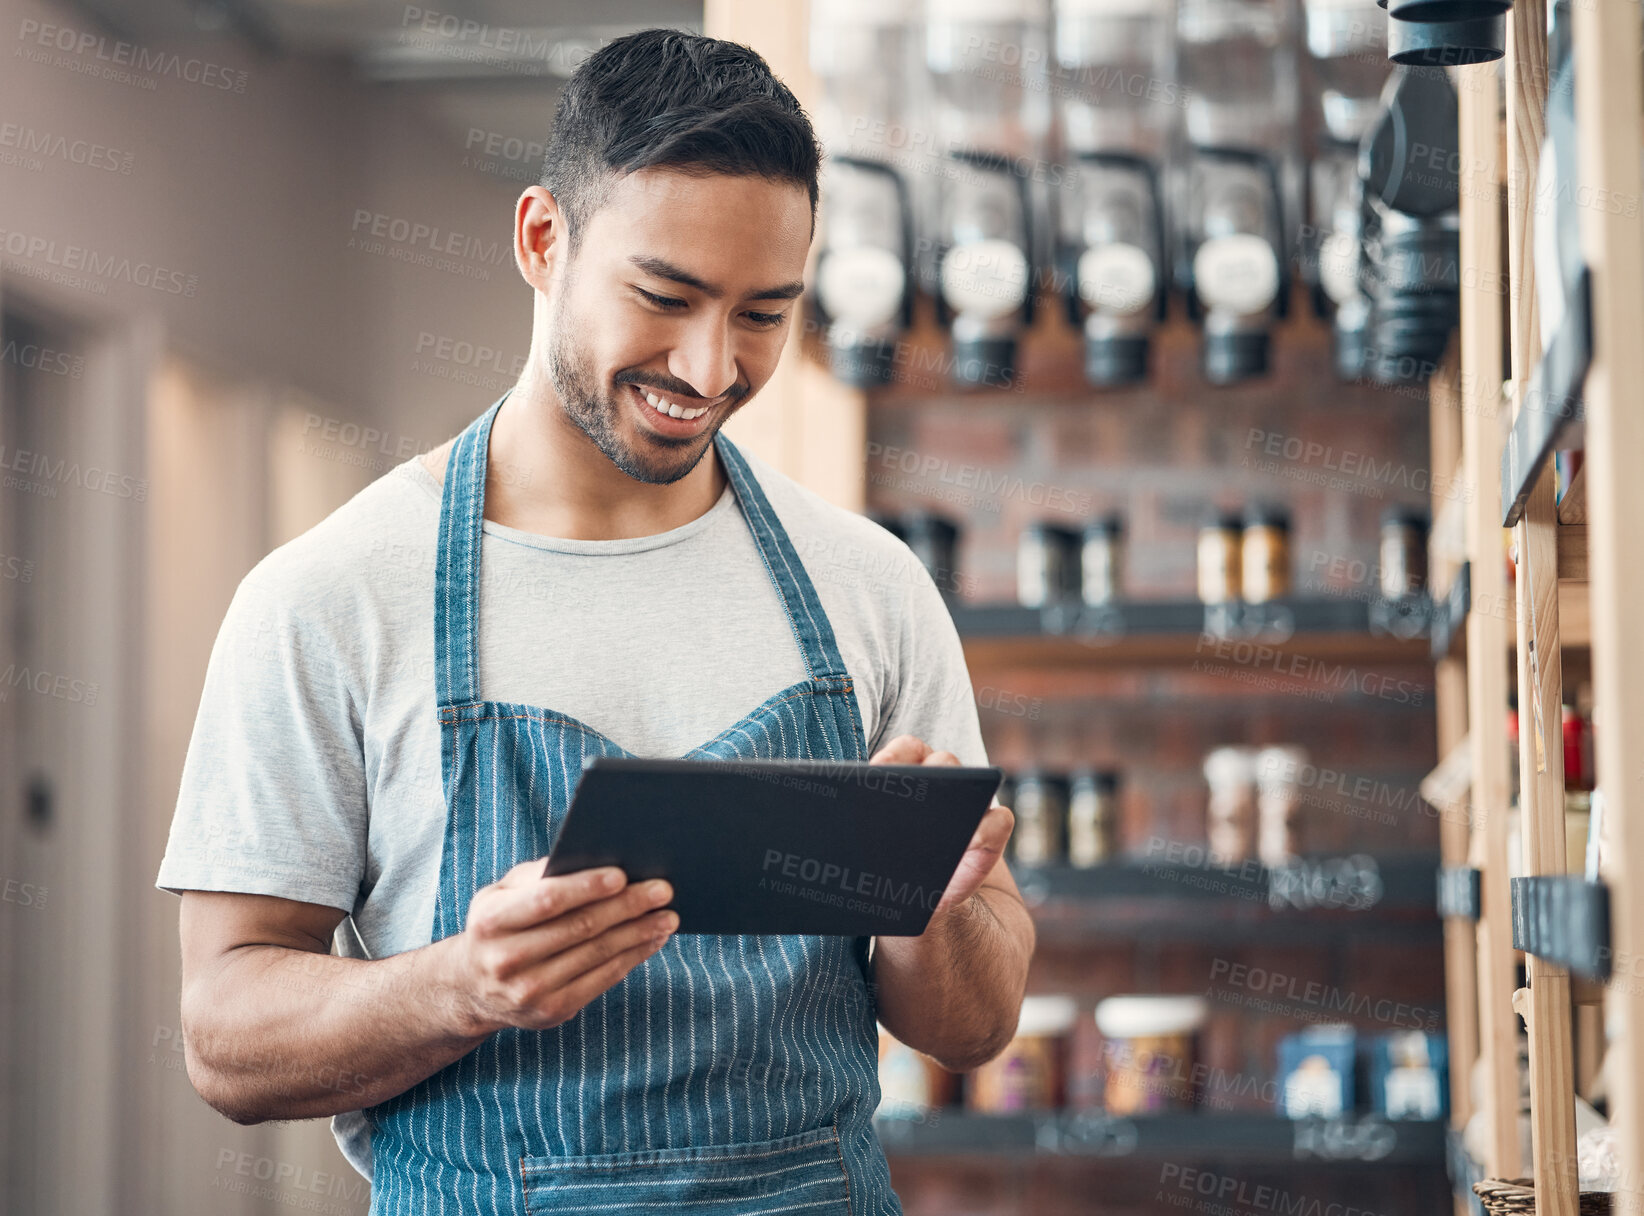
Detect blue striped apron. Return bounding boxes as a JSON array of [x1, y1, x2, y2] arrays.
[[365, 394, 901, 1215]]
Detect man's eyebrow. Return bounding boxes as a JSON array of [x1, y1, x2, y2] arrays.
[[627, 254, 804, 303]]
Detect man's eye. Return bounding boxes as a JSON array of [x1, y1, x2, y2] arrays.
[[747, 311, 787, 328], [636, 288, 686, 310]]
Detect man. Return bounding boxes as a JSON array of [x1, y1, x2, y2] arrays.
[[159, 27, 1033, 1215]]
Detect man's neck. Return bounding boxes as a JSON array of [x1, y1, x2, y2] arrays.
[[423, 378, 727, 543]]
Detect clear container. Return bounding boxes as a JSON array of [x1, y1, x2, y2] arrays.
[[809, 0, 924, 158], [926, 0, 1052, 377], [1254, 745, 1308, 865], [1175, 0, 1295, 149], [926, 0, 1053, 162], [1197, 513, 1244, 604], [810, 1, 922, 385], [1241, 505, 1291, 603], [1080, 514, 1126, 604], [1018, 522, 1083, 607], [1180, 149, 1286, 383], [1011, 770, 1070, 865], [1068, 769, 1122, 865], [1054, 0, 1175, 157], [1379, 506, 1429, 600], [1203, 746, 1259, 864], [1304, 0, 1392, 145]]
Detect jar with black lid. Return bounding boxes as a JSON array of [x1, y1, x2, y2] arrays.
[[1010, 770, 1069, 866], [1379, 505, 1429, 600], [1080, 514, 1125, 605], [900, 509, 962, 598], [1197, 511, 1244, 604], [1068, 769, 1121, 866], [1018, 522, 1083, 608], [1240, 504, 1291, 604]]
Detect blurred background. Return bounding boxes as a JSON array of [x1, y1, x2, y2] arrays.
[[1, 0, 1613, 1213]]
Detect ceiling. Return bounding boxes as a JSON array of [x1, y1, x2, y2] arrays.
[[65, 0, 704, 163]]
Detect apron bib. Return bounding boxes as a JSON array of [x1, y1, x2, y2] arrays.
[[364, 393, 901, 1215]]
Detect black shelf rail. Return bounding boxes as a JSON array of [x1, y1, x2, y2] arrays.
[[1429, 562, 1471, 662], [1501, 267, 1591, 528], [1011, 855, 1443, 945], [1437, 867, 1482, 920], [1510, 875, 1612, 980], [950, 595, 1435, 645], [874, 1111, 1447, 1165]]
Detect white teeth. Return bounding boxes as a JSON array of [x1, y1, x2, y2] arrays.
[[637, 386, 707, 421]]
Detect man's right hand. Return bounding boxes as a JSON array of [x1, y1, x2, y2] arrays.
[[443, 863, 676, 1037]]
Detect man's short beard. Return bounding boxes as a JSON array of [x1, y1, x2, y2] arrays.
[[544, 277, 712, 487]]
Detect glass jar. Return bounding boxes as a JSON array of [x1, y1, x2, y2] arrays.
[[1068, 769, 1121, 866], [1241, 505, 1291, 603], [1018, 521, 1083, 607], [1197, 513, 1244, 604], [1055, 0, 1175, 157], [1203, 746, 1258, 864], [1254, 745, 1308, 865], [1010, 770, 1069, 865], [1080, 514, 1125, 604], [902, 509, 962, 598], [1379, 506, 1429, 600]]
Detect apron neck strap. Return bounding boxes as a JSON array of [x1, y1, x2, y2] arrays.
[[433, 392, 853, 709], [711, 430, 853, 685], [434, 392, 504, 709]]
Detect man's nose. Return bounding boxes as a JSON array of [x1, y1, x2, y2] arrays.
[[668, 315, 739, 402]]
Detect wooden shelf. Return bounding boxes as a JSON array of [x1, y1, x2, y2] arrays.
[[875, 1112, 1448, 1165], [953, 596, 1433, 672]]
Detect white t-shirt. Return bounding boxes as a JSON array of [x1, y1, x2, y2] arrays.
[[156, 443, 989, 1176]]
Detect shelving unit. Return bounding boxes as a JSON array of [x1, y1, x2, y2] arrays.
[[874, 1112, 1447, 1164], [1432, 5, 1644, 1215]]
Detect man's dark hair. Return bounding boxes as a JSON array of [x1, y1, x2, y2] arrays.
[[540, 28, 821, 251]]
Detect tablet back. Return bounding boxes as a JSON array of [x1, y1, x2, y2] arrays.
[[544, 757, 1003, 935]]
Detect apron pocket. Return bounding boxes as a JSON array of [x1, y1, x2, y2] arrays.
[[519, 1121, 852, 1215]]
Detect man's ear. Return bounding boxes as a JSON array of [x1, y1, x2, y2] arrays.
[[515, 186, 568, 294]]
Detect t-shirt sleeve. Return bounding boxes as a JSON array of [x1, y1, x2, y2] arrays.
[[868, 557, 990, 770], [155, 566, 367, 913]]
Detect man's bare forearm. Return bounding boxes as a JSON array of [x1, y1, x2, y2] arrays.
[[183, 937, 485, 1124], [871, 885, 1035, 1072]]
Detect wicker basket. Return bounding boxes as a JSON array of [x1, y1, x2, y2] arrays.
[[1472, 1177, 1612, 1216]]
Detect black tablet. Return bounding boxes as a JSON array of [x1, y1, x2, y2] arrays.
[[543, 756, 1003, 936]]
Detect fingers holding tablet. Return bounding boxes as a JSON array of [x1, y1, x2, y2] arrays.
[[450, 865, 677, 1034]]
